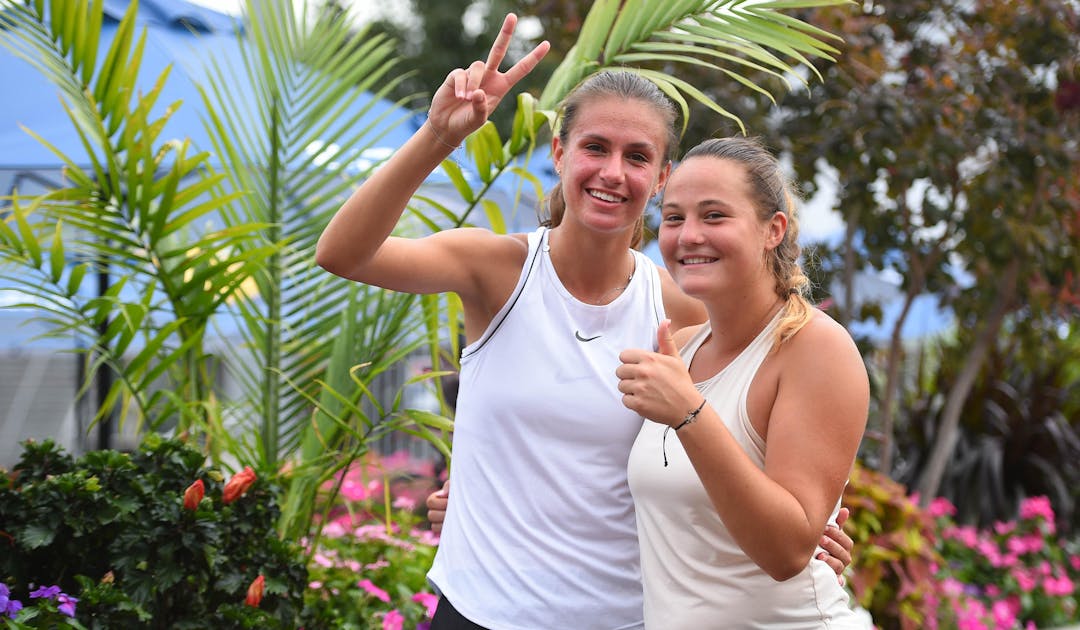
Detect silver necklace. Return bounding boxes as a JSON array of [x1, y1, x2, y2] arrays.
[[592, 261, 634, 305]]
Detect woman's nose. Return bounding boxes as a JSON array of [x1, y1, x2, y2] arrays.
[[679, 217, 705, 244], [599, 154, 625, 183]]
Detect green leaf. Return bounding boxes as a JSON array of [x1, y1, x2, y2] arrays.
[[439, 159, 476, 204], [481, 198, 507, 235], [18, 523, 57, 548], [48, 219, 66, 284]]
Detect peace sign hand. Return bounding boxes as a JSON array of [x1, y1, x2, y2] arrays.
[[427, 13, 550, 147]]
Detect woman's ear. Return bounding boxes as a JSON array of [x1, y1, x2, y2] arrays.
[[552, 135, 564, 176], [766, 210, 788, 250], [653, 161, 672, 197]]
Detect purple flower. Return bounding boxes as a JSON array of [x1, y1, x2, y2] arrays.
[[29, 585, 61, 599], [4, 599, 22, 619], [56, 593, 79, 618], [1, 583, 24, 619]]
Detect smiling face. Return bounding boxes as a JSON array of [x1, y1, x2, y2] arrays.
[[551, 96, 671, 237], [658, 156, 786, 301]]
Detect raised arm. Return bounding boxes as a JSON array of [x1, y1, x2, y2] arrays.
[[314, 14, 549, 296]]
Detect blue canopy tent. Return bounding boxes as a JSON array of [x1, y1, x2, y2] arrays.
[[0, 0, 443, 464], [0, 0, 424, 193]]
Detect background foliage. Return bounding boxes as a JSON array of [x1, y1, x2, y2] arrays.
[[0, 437, 308, 629]]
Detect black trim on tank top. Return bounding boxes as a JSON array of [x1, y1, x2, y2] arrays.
[[460, 229, 546, 359]]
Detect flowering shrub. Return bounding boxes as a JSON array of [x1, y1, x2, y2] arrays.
[[0, 436, 308, 628], [301, 451, 443, 630], [1, 584, 83, 629], [933, 495, 1080, 629], [844, 460, 1080, 629], [843, 463, 949, 629]]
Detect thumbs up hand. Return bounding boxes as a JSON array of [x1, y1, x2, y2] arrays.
[[616, 320, 701, 427], [655, 316, 681, 358]]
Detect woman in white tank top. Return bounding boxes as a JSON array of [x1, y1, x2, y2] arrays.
[[618, 137, 870, 628]]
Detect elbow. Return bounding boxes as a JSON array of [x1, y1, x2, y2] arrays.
[[757, 548, 817, 582], [313, 243, 335, 274], [764, 560, 805, 583], [314, 239, 352, 278]]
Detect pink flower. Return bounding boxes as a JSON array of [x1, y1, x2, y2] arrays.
[[946, 525, 979, 548], [340, 477, 372, 502], [382, 609, 404, 630], [381, 450, 412, 470], [941, 577, 966, 597], [357, 579, 390, 603], [1043, 574, 1074, 597], [955, 598, 989, 630], [975, 539, 1003, 566], [412, 592, 440, 618], [991, 599, 1017, 628], [928, 497, 957, 518], [393, 495, 417, 511], [321, 521, 347, 539], [415, 529, 441, 546], [1012, 533, 1045, 555], [1019, 496, 1055, 523], [1012, 568, 1038, 592]]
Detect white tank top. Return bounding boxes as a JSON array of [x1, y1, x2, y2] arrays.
[[628, 314, 863, 628], [427, 227, 665, 630]]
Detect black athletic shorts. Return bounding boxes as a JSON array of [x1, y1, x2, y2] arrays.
[[430, 595, 490, 630]]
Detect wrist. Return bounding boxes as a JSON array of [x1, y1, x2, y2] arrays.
[[424, 120, 461, 150], [661, 398, 708, 467], [673, 398, 707, 431]]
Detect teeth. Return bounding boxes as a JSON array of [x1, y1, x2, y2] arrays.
[[682, 257, 714, 265], [589, 190, 620, 203]]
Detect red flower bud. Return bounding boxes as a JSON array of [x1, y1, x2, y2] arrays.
[[244, 574, 265, 607], [183, 479, 205, 511], [222, 466, 257, 504]]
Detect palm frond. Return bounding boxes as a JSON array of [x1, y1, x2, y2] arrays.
[[0, 0, 276, 433], [538, 0, 849, 132], [197, 0, 424, 468]]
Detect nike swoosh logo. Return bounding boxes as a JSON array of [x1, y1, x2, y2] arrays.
[[575, 331, 601, 342]]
